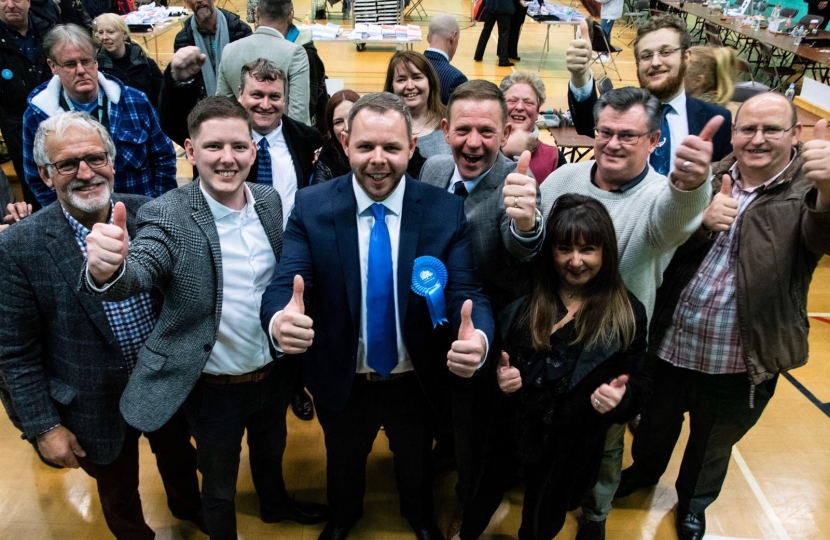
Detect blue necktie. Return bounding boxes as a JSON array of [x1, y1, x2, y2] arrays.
[[257, 138, 273, 186], [366, 203, 397, 377], [453, 181, 469, 199], [650, 103, 673, 176]]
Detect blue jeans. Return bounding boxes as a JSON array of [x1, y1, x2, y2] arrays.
[[601, 18, 615, 47]]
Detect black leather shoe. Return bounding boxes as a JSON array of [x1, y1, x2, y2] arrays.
[[614, 467, 657, 498], [172, 511, 209, 534], [676, 509, 705, 540], [318, 521, 352, 540], [509, 56, 521, 61], [291, 388, 314, 421], [262, 498, 329, 525], [574, 518, 605, 540], [498, 61, 515, 67], [411, 521, 445, 540]]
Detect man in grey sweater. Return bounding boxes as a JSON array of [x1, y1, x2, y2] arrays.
[[517, 87, 722, 540]]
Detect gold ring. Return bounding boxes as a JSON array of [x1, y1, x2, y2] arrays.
[[513, 196, 520, 208], [593, 398, 601, 409]]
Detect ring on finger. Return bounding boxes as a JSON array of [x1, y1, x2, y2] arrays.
[[593, 397, 601, 409], [682, 160, 692, 171], [513, 196, 520, 208]]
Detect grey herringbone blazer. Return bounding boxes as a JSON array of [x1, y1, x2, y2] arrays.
[[419, 153, 540, 311], [85, 181, 283, 433]]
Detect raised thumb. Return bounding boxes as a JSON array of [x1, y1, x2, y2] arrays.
[[516, 150, 531, 176], [498, 351, 510, 368], [289, 274, 305, 314], [814, 118, 827, 141], [579, 19, 590, 45], [112, 201, 127, 232], [720, 174, 732, 197], [458, 299, 474, 340], [610, 374, 629, 388]]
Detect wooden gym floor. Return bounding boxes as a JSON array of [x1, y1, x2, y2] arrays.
[[1, 1, 829, 538]]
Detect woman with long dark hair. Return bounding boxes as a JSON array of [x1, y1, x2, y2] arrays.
[[314, 89, 361, 183], [454, 194, 650, 540]]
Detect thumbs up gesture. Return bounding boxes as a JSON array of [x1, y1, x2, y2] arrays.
[[670, 115, 724, 191], [86, 201, 129, 286], [567, 19, 593, 88], [590, 374, 629, 414], [271, 275, 315, 354], [503, 151, 538, 232], [447, 300, 487, 378], [496, 351, 522, 394], [702, 174, 739, 232], [801, 119, 830, 210]]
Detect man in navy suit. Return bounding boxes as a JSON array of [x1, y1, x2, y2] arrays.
[[424, 14, 469, 105], [566, 15, 732, 172], [262, 92, 495, 540]]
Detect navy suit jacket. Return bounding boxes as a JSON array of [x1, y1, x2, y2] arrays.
[[424, 49, 469, 105], [567, 85, 733, 162], [260, 174, 495, 412]]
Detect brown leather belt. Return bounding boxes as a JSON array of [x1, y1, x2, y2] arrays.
[[363, 371, 408, 382], [201, 363, 273, 385]]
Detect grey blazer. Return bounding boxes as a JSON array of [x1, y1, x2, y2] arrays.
[[0, 195, 150, 464], [215, 26, 311, 126], [419, 153, 541, 311], [84, 181, 284, 433]]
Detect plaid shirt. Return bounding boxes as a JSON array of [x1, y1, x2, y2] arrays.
[[22, 74, 177, 207], [657, 158, 793, 374], [62, 205, 157, 373]]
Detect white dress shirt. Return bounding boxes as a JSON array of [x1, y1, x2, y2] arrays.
[[200, 183, 278, 375], [664, 91, 688, 175], [253, 123, 297, 230]]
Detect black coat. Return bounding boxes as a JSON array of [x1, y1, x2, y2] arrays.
[[247, 115, 324, 189], [97, 42, 163, 108]]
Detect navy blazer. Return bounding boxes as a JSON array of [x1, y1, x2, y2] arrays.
[[567, 85, 733, 162], [424, 49, 469, 105], [260, 174, 495, 412]]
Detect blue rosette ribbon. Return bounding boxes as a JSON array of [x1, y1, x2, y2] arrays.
[[411, 256, 449, 328]]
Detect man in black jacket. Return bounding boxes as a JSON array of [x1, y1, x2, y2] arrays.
[[0, 0, 52, 209], [158, 0, 251, 146]]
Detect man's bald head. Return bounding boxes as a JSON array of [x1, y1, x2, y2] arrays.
[[427, 14, 460, 59]]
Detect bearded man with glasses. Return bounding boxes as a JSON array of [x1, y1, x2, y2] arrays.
[[21, 23, 177, 208]]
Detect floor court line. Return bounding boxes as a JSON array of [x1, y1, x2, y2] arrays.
[[731, 446, 792, 540]]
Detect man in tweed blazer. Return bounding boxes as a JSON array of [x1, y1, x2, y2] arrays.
[[424, 14, 468, 105], [84, 97, 327, 539], [418, 80, 541, 533], [0, 112, 203, 539]]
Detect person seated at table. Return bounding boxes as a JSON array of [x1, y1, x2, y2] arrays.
[[683, 46, 738, 107], [314, 89, 360, 183], [94, 14, 163, 108], [452, 193, 649, 540], [384, 51, 451, 159], [500, 71, 566, 182]]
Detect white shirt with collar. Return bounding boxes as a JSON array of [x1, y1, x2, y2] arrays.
[[200, 182, 278, 375], [253, 123, 297, 230], [425, 47, 450, 61], [663, 90, 688, 175]]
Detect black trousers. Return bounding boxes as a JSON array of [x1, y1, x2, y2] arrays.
[[76, 409, 201, 540], [630, 359, 776, 513], [507, 5, 527, 58], [475, 11, 512, 63], [183, 360, 297, 540], [316, 373, 435, 528]]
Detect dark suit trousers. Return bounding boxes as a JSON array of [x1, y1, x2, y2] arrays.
[[630, 359, 776, 513], [475, 11, 512, 64], [183, 360, 297, 540], [507, 6, 527, 58], [316, 373, 434, 528], [76, 409, 201, 540]]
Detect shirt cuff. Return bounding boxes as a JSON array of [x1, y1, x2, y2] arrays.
[[569, 77, 595, 102], [510, 209, 543, 245], [85, 262, 125, 292], [475, 329, 490, 371], [268, 310, 286, 357]]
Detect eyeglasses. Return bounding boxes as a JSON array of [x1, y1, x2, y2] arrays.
[[732, 124, 797, 140], [637, 47, 685, 63], [594, 128, 651, 145], [54, 58, 97, 71], [49, 152, 110, 175]]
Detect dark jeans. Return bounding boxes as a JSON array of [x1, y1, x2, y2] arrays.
[[183, 361, 297, 540], [316, 373, 434, 528], [601, 19, 615, 48], [630, 359, 776, 513], [475, 11, 512, 63], [76, 409, 201, 540]]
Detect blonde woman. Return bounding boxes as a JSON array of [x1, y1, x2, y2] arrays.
[[684, 46, 739, 107]]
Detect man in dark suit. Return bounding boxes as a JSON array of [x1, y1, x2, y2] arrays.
[[84, 97, 327, 540], [262, 92, 496, 540], [0, 112, 203, 539], [424, 14, 469, 104], [566, 15, 732, 173]]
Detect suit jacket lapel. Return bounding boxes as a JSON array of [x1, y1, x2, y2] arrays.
[[251, 187, 284, 260], [333, 177, 361, 328], [466, 156, 507, 212], [685, 94, 704, 136], [397, 176, 422, 324], [188, 181, 224, 293]]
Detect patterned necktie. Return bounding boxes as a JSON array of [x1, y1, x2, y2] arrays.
[[257, 138, 273, 186], [650, 103, 673, 176], [453, 181, 469, 199], [366, 203, 397, 377]]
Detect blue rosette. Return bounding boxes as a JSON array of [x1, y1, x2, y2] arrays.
[[411, 256, 449, 328]]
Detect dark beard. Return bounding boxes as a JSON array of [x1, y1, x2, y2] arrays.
[[638, 59, 687, 101]]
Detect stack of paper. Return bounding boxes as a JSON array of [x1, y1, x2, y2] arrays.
[[310, 23, 341, 40]]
